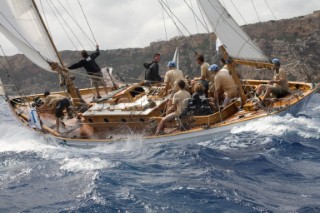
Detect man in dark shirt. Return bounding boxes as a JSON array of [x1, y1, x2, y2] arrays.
[[54, 98, 72, 133], [143, 53, 162, 82], [68, 45, 108, 99]]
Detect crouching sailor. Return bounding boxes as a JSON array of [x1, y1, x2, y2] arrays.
[[55, 98, 74, 133]]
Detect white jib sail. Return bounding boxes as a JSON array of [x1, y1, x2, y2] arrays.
[[28, 107, 42, 130], [197, 0, 267, 61], [0, 0, 61, 72], [0, 78, 5, 96], [172, 47, 180, 70]]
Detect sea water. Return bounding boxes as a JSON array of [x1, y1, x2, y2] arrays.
[[1, 95, 320, 212]]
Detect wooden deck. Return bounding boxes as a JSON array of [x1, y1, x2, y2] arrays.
[[9, 80, 318, 143]]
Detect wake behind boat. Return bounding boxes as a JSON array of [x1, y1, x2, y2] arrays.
[[0, 0, 318, 148]]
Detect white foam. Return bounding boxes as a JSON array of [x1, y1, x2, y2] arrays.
[[91, 136, 146, 154], [312, 106, 320, 111], [197, 113, 320, 150], [60, 157, 117, 172], [231, 114, 320, 139], [0, 123, 54, 153], [0, 122, 119, 173]]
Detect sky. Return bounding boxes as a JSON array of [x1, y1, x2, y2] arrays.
[[0, 0, 319, 56]]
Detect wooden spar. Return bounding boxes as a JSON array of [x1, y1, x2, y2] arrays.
[[219, 47, 276, 106], [49, 62, 86, 106], [233, 59, 274, 69], [19, 112, 61, 137], [32, 0, 64, 67], [219, 46, 247, 106], [31, 0, 84, 106]]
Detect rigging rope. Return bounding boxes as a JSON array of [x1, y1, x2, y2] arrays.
[[158, 0, 181, 37], [198, 0, 265, 55], [158, 0, 193, 36], [66, 0, 77, 22], [159, 0, 212, 55], [0, 45, 23, 96], [55, 0, 95, 48], [43, 0, 77, 50], [183, 0, 210, 34], [161, 1, 169, 40], [0, 48, 8, 76], [77, 0, 98, 45], [264, 0, 277, 20], [195, 1, 210, 33], [250, 0, 261, 22], [184, 0, 218, 59], [39, 0, 51, 36], [288, 46, 313, 83], [189, 0, 199, 33], [0, 10, 52, 63], [229, 0, 247, 24], [46, 0, 84, 49]]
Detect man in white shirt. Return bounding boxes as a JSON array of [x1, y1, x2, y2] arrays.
[[209, 64, 238, 108], [164, 61, 185, 95], [256, 58, 289, 103], [155, 80, 191, 135]]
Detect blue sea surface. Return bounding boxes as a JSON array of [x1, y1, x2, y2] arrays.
[[1, 95, 320, 212]]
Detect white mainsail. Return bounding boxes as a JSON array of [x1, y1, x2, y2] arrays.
[[0, 0, 60, 72], [197, 0, 267, 61]]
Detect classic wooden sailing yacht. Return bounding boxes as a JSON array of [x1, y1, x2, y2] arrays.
[[0, 0, 318, 148]]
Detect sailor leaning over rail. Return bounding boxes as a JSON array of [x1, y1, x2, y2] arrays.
[[34, 91, 77, 133], [54, 98, 76, 133], [37, 91, 65, 113]]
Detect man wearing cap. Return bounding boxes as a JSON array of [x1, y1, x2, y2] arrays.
[[256, 58, 288, 103], [38, 91, 65, 113], [209, 64, 238, 108], [37, 91, 74, 132], [164, 61, 185, 95]]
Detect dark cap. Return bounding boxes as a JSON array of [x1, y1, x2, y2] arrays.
[[44, 91, 50, 96]]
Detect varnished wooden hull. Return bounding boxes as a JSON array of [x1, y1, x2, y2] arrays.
[[5, 80, 319, 149]]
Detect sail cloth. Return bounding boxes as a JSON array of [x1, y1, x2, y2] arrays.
[[197, 0, 268, 61], [0, 0, 60, 72], [0, 78, 5, 96], [172, 47, 179, 70], [28, 107, 42, 130]]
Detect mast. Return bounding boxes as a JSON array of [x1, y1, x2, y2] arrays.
[[32, 0, 64, 67], [220, 46, 276, 107], [220, 46, 247, 106], [31, 0, 84, 106]]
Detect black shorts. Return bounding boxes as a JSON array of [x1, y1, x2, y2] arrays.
[[55, 98, 71, 118]]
